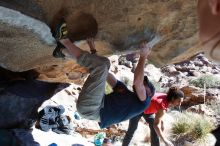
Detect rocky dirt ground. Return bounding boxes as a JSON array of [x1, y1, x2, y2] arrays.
[[7, 53, 219, 146]]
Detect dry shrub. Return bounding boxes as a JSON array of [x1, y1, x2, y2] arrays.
[[171, 112, 214, 145], [189, 75, 220, 88]]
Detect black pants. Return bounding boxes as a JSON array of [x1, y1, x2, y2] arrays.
[[122, 113, 160, 146]]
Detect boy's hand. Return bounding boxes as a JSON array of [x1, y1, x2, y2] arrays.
[[139, 41, 151, 59]]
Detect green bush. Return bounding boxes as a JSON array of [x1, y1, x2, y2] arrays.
[[172, 112, 214, 143], [172, 115, 191, 136], [191, 120, 212, 140], [189, 75, 220, 88]]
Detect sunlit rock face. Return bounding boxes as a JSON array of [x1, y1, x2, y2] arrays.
[[0, 0, 199, 83]]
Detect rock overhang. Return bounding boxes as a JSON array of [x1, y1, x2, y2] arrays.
[[0, 0, 200, 83]]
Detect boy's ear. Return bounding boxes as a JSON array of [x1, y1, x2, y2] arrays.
[[208, 0, 220, 15]]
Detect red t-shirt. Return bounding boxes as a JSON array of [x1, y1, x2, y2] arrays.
[[144, 93, 168, 114]]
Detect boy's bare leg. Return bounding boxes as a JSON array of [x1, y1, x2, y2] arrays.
[[59, 38, 110, 121]]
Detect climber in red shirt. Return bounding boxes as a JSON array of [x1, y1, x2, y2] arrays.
[[122, 87, 184, 146]]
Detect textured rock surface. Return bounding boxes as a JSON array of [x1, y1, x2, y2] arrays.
[[0, 91, 48, 129], [0, 0, 199, 83], [0, 80, 64, 128], [181, 86, 219, 106]]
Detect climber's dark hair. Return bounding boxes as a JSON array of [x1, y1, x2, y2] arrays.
[[166, 86, 184, 102]]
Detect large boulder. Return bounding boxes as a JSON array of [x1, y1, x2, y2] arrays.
[[181, 86, 220, 107], [0, 0, 199, 83]]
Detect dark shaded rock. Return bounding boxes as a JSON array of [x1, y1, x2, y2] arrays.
[[0, 129, 21, 146], [212, 69, 220, 74], [0, 80, 60, 128], [12, 129, 40, 146], [212, 126, 220, 146], [118, 56, 133, 68], [193, 60, 204, 67], [170, 71, 182, 76], [175, 66, 191, 72], [0, 91, 45, 128], [161, 65, 176, 74], [188, 70, 201, 77]]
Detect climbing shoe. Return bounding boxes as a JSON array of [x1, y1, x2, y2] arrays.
[[54, 17, 68, 40], [53, 41, 66, 58]]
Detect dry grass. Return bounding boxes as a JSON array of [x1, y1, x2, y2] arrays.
[[171, 112, 214, 145]]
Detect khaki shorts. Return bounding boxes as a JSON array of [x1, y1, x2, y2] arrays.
[[76, 52, 110, 121]]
